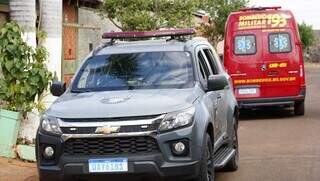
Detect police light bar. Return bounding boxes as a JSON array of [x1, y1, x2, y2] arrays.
[[102, 29, 196, 39], [240, 6, 281, 11]]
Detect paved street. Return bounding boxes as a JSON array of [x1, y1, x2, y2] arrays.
[[0, 65, 319, 181], [217, 65, 320, 181]]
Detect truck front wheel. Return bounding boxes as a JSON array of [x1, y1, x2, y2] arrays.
[[196, 133, 214, 181]]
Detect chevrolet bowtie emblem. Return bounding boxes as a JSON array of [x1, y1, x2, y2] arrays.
[[95, 125, 120, 134]]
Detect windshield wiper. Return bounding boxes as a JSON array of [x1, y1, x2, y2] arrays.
[[71, 89, 93, 93]]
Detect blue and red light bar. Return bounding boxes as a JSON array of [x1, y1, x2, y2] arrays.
[[102, 28, 196, 39], [240, 6, 281, 11]]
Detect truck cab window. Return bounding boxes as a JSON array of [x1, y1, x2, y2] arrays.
[[203, 49, 219, 75], [198, 51, 210, 86]]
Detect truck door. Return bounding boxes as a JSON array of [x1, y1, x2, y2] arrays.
[[227, 30, 264, 99], [261, 30, 301, 98], [196, 46, 224, 143], [202, 48, 228, 136]]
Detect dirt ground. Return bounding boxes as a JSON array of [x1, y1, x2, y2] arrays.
[[0, 65, 319, 181], [0, 157, 37, 181]]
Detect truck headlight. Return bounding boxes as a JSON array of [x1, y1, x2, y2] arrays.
[[40, 115, 62, 135], [159, 106, 195, 132]]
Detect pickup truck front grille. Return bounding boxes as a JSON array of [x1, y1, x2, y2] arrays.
[[64, 136, 159, 156], [61, 115, 161, 122], [60, 123, 160, 134], [59, 115, 163, 134]]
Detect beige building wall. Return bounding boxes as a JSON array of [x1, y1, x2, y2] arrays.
[[77, 7, 120, 63], [62, 6, 120, 85], [0, 12, 7, 27]]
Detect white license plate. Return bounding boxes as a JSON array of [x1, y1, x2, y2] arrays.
[[238, 88, 257, 95], [89, 158, 128, 173]]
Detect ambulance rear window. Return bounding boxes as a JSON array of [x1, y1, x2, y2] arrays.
[[234, 35, 256, 55], [269, 33, 292, 53]]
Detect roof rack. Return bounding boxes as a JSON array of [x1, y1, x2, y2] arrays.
[[240, 6, 281, 12], [102, 29, 196, 39], [92, 29, 196, 55]]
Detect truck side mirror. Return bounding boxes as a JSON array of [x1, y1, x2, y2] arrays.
[[50, 81, 66, 97], [207, 75, 228, 91]]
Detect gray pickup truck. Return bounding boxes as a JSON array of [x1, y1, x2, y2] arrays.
[[36, 29, 239, 181]]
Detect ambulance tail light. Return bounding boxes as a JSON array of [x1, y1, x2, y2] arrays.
[[300, 65, 304, 78], [299, 64, 306, 87]]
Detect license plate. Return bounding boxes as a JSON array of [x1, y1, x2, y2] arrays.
[[238, 88, 257, 95], [89, 158, 128, 173]]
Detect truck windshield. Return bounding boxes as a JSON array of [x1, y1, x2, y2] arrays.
[[71, 51, 194, 92]]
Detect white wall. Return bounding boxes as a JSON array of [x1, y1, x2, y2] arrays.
[[18, 0, 63, 142], [18, 112, 40, 142], [40, 0, 63, 109], [40, 0, 63, 82], [9, 0, 37, 48], [216, 41, 224, 55]]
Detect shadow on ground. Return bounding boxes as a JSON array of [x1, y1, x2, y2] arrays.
[[239, 107, 295, 121]]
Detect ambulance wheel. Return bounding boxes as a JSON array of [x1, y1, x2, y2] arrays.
[[294, 100, 305, 116]]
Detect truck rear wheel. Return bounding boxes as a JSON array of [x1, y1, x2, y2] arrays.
[[294, 100, 305, 116]]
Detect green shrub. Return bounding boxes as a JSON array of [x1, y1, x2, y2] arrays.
[[0, 22, 52, 116], [99, 0, 198, 31], [298, 22, 315, 50]]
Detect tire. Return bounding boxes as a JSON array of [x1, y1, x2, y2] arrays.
[[294, 100, 305, 116], [196, 133, 214, 181], [222, 115, 239, 172]]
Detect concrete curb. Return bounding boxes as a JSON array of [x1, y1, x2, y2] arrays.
[[16, 145, 36, 162]]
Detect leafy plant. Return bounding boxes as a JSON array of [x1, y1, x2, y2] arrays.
[[99, 0, 248, 44], [298, 22, 316, 50], [0, 22, 52, 116], [199, 0, 248, 44], [99, 0, 198, 31]]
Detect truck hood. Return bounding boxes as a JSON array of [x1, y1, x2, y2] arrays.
[[46, 88, 199, 118]]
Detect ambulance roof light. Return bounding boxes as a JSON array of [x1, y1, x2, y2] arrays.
[[240, 6, 282, 12]]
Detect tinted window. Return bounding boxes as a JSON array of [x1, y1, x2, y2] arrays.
[[203, 49, 219, 75], [198, 51, 210, 80], [198, 61, 206, 81], [71, 52, 194, 92], [234, 35, 256, 55], [269, 33, 292, 53]]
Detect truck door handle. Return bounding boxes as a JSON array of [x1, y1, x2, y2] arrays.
[[267, 71, 279, 76], [289, 70, 299, 74], [217, 93, 222, 99]]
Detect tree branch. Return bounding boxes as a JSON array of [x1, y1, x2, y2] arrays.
[[108, 16, 123, 31]]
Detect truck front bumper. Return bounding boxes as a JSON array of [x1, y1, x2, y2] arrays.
[[36, 125, 202, 181], [38, 155, 199, 181]]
